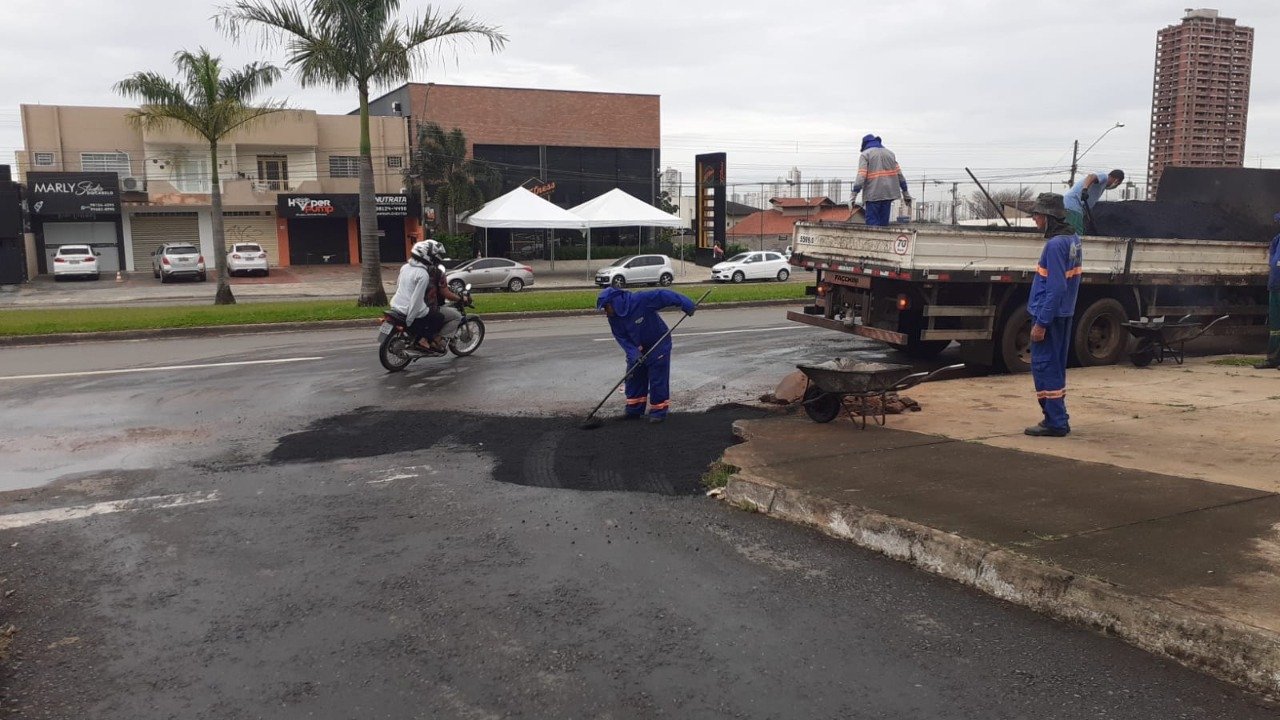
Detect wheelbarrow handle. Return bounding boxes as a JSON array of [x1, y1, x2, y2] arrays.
[[890, 363, 966, 392]]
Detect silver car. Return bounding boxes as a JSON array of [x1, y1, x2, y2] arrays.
[[594, 254, 675, 289], [151, 243, 207, 283], [446, 257, 535, 293]]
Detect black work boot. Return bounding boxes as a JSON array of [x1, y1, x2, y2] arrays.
[[1253, 359, 1280, 370], [1024, 425, 1070, 437]]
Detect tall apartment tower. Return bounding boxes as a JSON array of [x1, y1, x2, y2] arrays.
[[1147, 8, 1254, 198]]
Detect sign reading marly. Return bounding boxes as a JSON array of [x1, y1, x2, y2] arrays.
[[26, 172, 121, 216]]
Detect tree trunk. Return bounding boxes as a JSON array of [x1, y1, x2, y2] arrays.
[[209, 142, 235, 305], [356, 82, 387, 307]]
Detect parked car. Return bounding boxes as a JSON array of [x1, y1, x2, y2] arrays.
[[711, 251, 790, 283], [51, 244, 100, 281], [226, 243, 269, 277], [446, 257, 535, 293], [594, 254, 675, 289], [151, 243, 206, 283]]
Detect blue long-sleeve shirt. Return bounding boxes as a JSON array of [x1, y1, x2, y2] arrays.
[[1268, 233, 1280, 292], [1028, 232, 1083, 327], [598, 288, 696, 363]]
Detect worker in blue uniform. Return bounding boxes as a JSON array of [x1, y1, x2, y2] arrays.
[[1256, 212, 1280, 370], [1024, 193, 1083, 437], [597, 287, 697, 423]]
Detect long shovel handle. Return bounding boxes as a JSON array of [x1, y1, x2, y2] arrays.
[[583, 289, 713, 422]]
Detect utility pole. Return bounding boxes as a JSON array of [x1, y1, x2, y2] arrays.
[[1068, 139, 1079, 187]]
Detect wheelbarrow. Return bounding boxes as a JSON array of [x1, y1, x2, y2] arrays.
[[1122, 314, 1230, 367], [796, 360, 965, 428]]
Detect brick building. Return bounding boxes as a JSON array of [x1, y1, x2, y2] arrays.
[[1147, 8, 1254, 198], [364, 84, 661, 252]]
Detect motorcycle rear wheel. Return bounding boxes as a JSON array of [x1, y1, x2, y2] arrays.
[[449, 318, 486, 357], [379, 333, 413, 372]]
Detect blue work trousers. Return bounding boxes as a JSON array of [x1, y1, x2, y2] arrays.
[[624, 352, 672, 419], [1031, 316, 1073, 431], [864, 200, 893, 226]]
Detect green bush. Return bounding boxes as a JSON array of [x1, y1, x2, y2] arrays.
[[435, 232, 473, 260]]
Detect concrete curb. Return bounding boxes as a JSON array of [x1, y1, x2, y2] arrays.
[[722, 458, 1280, 697], [0, 299, 797, 347]]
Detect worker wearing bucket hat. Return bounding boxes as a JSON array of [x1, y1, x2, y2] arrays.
[[1024, 193, 1082, 437], [1256, 212, 1280, 370]]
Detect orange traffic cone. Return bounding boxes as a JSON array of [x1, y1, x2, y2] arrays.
[[115, 271, 123, 283]]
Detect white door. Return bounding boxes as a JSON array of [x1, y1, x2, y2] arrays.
[[43, 221, 119, 272]]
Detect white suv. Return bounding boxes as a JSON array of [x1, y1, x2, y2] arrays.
[[594, 254, 675, 289], [151, 243, 207, 283]]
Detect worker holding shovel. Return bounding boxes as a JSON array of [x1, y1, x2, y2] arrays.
[[595, 287, 698, 424]]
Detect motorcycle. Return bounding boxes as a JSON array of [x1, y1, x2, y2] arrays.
[[377, 285, 486, 372]]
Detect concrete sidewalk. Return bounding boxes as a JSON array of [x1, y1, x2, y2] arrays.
[[724, 358, 1280, 695], [0, 257, 746, 308]]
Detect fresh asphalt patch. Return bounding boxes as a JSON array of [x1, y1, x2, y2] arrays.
[[269, 406, 770, 495]]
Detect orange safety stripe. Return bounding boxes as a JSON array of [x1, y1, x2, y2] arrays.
[[626, 397, 647, 406], [1065, 267, 1083, 279], [649, 401, 671, 410], [1035, 389, 1067, 400], [864, 168, 901, 180]]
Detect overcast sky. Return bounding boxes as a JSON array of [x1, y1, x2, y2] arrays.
[[2, 0, 1277, 205]]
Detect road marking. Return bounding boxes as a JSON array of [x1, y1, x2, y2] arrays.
[[0, 491, 219, 531], [591, 325, 807, 341], [0, 357, 324, 382]]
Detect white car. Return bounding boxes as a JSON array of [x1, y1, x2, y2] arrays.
[[226, 243, 270, 277], [711, 251, 790, 283], [51, 245, 101, 281], [594, 254, 675, 289]]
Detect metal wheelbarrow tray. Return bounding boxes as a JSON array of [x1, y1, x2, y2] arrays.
[[796, 359, 965, 428], [1122, 314, 1229, 367]]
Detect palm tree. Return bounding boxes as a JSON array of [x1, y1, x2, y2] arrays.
[[115, 49, 284, 305], [217, 1, 507, 307], [408, 122, 498, 234]]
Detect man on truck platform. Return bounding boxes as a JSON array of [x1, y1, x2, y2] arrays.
[[1064, 169, 1124, 235], [1255, 212, 1280, 370], [1025, 193, 1083, 437], [851, 133, 912, 227]]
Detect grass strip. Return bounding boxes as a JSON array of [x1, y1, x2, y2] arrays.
[[0, 283, 806, 337]]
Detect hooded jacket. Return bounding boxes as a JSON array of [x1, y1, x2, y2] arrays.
[[1028, 220, 1083, 327], [597, 287, 696, 364], [389, 258, 432, 323], [852, 135, 909, 203]]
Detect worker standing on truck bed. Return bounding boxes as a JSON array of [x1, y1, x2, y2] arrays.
[[851, 134, 912, 227], [1256, 212, 1280, 370], [1024, 193, 1082, 437], [1064, 169, 1124, 234]]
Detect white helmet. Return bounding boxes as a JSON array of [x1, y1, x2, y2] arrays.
[[411, 239, 445, 263]]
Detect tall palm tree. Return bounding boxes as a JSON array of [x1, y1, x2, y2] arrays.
[[115, 49, 284, 305], [408, 122, 498, 234], [217, 1, 507, 307]]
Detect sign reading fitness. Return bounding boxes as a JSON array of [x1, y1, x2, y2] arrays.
[[26, 172, 121, 216], [278, 194, 410, 218]]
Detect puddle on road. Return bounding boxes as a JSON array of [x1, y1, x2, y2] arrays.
[[269, 407, 770, 496]]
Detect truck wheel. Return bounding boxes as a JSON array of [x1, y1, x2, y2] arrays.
[[1073, 298, 1128, 366], [997, 303, 1033, 373]]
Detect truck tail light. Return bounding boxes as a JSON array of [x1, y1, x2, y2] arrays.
[[897, 294, 910, 311], [816, 283, 830, 297]]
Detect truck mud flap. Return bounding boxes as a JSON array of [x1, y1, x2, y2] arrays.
[[786, 311, 908, 346]]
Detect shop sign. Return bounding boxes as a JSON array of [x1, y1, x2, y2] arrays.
[[26, 172, 121, 216], [278, 194, 357, 219], [375, 194, 408, 217]]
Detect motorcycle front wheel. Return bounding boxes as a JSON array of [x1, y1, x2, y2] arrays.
[[449, 317, 486, 357], [379, 332, 413, 372]]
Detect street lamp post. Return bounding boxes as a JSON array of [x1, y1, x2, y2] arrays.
[[1068, 122, 1125, 186]]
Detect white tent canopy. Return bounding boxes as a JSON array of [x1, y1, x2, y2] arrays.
[[460, 187, 588, 229], [568, 188, 684, 228]]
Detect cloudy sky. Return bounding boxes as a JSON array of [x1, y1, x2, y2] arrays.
[[2, 0, 1277, 206]]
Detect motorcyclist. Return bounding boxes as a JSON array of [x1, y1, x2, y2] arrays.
[[389, 240, 461, 353], [419, 239, 466, 352]]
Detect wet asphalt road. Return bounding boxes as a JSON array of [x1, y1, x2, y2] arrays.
[[0, 307, 1274, 718]]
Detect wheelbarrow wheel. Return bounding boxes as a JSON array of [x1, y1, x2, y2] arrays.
[[1130, 337, 1156, 368], [802, 385, 842, 423]]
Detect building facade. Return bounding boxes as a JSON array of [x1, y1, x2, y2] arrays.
[[364, 83, 661, 253], [1147, 8, 1254, 197], [17, 105, 417, 274]]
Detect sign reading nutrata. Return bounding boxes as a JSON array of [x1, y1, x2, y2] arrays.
[[279, 194, 409, 218], [27, 172, 121, 216]]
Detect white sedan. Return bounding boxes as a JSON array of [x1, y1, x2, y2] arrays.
[[226, 243, 269, 276], [52, 244, 101, 281], [711, 251, 790, 283]]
